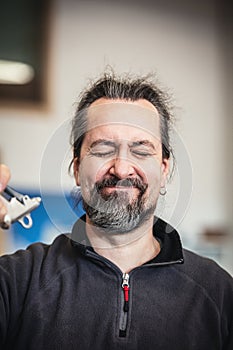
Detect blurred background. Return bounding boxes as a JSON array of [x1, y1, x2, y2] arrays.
[[0, 0, 232, 274]]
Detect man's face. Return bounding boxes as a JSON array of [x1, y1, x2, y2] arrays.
[[74, 98, 169, 232]]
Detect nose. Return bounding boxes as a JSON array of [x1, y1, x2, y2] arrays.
[[109, 156, 136, 179]]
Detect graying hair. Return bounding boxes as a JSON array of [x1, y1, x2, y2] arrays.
[[71, 71, 173, 161]]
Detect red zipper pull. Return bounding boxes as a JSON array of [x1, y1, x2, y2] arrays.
[[122, 273, 130, 312]]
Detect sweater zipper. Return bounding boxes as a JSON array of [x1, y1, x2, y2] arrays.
[[119, 273, 130, 337]]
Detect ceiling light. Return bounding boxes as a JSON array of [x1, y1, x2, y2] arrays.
[[0, 60, 35, 85]]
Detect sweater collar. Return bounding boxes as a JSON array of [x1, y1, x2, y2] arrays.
[[71, 215, 184, 266]]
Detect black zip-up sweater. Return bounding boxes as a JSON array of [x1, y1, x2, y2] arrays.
[[0, 217, 233, 349]]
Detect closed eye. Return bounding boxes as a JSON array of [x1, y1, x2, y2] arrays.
[[89, 140, 116, 157], [131, 150, 155, 158], [90, 150, 115, 157], [130, 140, 158, 158]]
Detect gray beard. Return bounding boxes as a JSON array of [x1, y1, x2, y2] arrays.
[[82, 188, 156, 233]]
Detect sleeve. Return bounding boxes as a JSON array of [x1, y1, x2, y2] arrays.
[[224, 320, 233, 350], [221, 270, 233, 350], [0, 258, 13, 345], [0, 249, 33, 347]]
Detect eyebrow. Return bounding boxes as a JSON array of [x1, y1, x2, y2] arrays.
[[89, 139, 157, 150], [90, 139, 116, 148], [129, 140, 156, 150]]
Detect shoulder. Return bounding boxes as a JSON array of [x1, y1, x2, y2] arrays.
[[0, 234, 81, 305], [176, 248, 233, 285], [181, 248, 233, 281], [0, 234, 73, 278], [174, 248, 233, 311]]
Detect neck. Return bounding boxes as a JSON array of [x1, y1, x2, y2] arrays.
[[85, 217, 161, 273]]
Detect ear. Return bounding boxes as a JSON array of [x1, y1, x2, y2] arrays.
[[73, 157, 80, 186], [160, 158, 170, 187]]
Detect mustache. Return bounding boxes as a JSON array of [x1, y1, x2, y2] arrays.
[[95, 177, 148, 193]]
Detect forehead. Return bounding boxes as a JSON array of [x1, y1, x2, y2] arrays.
[[85, 98, 161, 141]]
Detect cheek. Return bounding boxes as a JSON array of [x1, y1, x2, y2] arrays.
[[140, 159, 162, 185], [94, 161, 113, 182], [78, 158, 95, 192], [78, 157, 109, 188]]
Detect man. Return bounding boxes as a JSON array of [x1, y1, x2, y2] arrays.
[[0, 73, 233, 349]]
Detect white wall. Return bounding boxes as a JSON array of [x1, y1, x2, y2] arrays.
[[0, 0, 232, 270]]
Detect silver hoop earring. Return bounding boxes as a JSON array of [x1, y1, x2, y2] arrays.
[[159, 186, 167, 196]]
